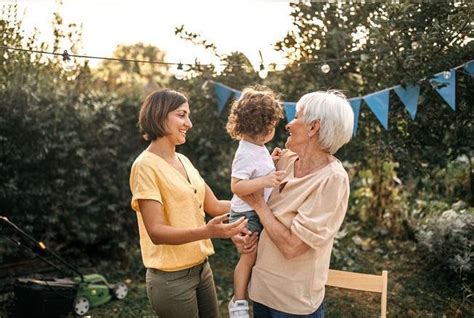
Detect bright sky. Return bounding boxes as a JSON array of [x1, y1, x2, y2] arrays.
[[8, 0, 294, 70]]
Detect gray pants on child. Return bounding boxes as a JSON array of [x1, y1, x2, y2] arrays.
[[229, 209, 263, 234]]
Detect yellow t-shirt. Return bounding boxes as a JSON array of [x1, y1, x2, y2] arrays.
[[129, 150, 214, 271]]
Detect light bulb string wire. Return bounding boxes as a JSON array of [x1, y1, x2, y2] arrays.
[[0, 44, 396, 70], [0, 45, 181, 66], [1, 45, 472, 77]]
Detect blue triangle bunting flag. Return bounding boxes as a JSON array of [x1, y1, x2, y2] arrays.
[[363, 89, 390, 129], [214, 82, 233, 113], [283, 102, 296, 122], [348, 98, 361, 135], [394, 84, 420, 120], [464, 60, 474, 74], [430, 70, 456, 110], [213, 60, 468, 125]]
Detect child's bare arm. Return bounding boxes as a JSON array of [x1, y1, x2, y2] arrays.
[[231, 171, 286, 196]]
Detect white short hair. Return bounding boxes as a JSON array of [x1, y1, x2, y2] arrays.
[[296, 90, 354, 154]]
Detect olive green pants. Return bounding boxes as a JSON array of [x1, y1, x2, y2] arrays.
[[146, 260, 219, 318]]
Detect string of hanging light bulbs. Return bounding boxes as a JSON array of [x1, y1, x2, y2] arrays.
[[0, 45, 383, 80]]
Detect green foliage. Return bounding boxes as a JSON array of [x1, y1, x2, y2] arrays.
[[270, 2, 474, 235], [0, 2, 473, 316], [0, 5, 146, 262], [278, 2, 473, 185], [416, 207, 473, 300], [428, 157, 472, 203], [349, 159, 409, 236], [175, 2, 474, 222], [93, 43, 170, 95], [0, 0, 473, 284]]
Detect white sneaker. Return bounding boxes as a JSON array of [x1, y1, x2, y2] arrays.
[[228, 297, 250, 318]]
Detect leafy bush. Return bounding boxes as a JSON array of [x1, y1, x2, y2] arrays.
[[416, 206, 473, 298], [348, 159, 410, 237], [0, 6, 147, 264]]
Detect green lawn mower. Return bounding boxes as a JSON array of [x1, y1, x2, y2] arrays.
[[1, 216, 128, 317]]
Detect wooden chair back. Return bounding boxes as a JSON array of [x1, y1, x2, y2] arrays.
[[326, 269, 388, 318]]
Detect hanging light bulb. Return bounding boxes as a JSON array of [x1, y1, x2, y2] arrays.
[[443, 70, 452, 79], [411, 41, 419, 50], [61, 50, 76, 72], [258, 63, 268, 79], [321, 63, 330, 74], [257, 50, 268, 79], [174, 63, 186, 80]]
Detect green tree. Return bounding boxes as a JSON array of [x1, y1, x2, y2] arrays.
[[272, 2, 474, 230], [176, 2, 473, 235], [0, 5, 146, 263], [93, 43, 170, 95]]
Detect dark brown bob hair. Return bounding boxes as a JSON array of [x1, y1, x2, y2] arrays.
[[139, 89, 188, 141]]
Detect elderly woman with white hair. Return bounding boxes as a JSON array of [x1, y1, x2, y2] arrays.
[[234, 90, 354, 317]]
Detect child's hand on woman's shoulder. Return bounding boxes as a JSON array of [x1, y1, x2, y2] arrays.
[[271, 147, 283, 162]]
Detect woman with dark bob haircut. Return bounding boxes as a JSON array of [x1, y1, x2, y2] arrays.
[[129, 89, 249, 318]]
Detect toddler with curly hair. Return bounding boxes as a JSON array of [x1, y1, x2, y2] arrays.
[[226, 86, 285, 318]]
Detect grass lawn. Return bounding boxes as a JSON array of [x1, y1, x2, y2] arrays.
[[1, 238, 472, 317]]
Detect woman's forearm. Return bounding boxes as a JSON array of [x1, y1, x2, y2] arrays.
[[255, 204, 309, 259], [148, 211, 246, 244], [204, 183, 230, 216], [148, 223, 209, 245], [206, 200, 230, 217], [256, 204, 292, 250], [140, 199, 210, 244], [140, 196, 244, 245]]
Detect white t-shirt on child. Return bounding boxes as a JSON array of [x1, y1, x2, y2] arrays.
[[230, 140, 275, 213]]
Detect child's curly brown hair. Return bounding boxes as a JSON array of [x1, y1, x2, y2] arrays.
[[226, 86, 284, 140]]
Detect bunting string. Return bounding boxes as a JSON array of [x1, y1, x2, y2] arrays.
[[1, 45, 472, 131], [213, 60, 474, 135]]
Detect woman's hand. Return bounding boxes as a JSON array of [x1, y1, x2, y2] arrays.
[[205, 213, 248, 239], [232, 230, 259, 254]]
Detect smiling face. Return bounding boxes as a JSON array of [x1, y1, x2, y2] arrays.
[[164, 102, 192, 145], [284, 106, 311, 152]]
